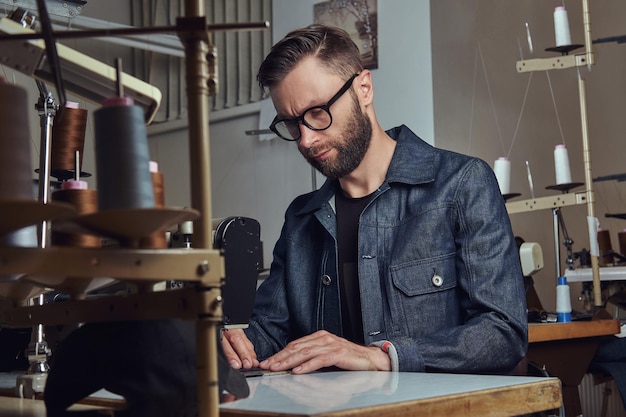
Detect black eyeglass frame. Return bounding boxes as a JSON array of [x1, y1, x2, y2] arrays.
[[269, 73, 360, 141]]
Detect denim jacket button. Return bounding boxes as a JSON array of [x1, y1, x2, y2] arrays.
[[432, 274, 443, 287], [321, 275, 332, 286]]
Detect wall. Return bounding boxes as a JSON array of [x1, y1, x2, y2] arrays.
[[431, 0, 626, 312]]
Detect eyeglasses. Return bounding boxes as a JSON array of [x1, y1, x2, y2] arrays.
[[269, 73, 359, 141]]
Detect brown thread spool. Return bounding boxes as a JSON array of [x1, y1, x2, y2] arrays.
[[619, 229, 626, 259], [0, 82, 33, 200], [139, 161, 167, 249], [51, 102, 88, 180], [51, 181, 101, 248], [597, 228, 613, 266]]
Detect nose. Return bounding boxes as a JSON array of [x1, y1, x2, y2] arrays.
[[297, 124, 318, 149]]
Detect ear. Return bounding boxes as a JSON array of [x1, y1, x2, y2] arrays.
[[355, 70, 374, 106]]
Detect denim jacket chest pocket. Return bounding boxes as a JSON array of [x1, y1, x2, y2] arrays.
[[387, 253, 462, 336]]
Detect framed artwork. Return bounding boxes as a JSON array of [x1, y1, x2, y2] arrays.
[[313, 0, 378, 69]]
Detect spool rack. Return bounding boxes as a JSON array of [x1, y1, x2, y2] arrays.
[[507, 0, 604, 311], [0, 1, 268, 416]]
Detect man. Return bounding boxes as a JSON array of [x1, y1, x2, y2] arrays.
[[222, 24, 527, 375]]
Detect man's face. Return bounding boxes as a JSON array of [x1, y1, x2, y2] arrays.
[[299, 94, 372, 179], [270, 58, 373, 179]]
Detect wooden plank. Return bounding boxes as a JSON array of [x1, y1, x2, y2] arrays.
[[528, 320, 620, 343], [0, 396, 114, 417]]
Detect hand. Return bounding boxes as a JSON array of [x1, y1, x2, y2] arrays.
[[259, 330, 390, 374], [221, 328, 260, 370]]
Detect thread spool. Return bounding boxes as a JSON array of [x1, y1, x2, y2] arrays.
[[554, 6, 572, 47], [556, 276, 572, 323], [597, 228, 613, 266], [139, 161, 167, 249], [0, 226, 37, 282], [618, 229, 626, 258], [94, 97, 154, 211], [0, 81, 37, 277], [493, 157, 511, 195], [51, 102, 88, 180], [0, 81, 33, 201], [554, 144, 572, 185], [51, 180, 100, 248]]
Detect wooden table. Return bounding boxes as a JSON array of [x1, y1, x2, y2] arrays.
[[220, 370, 562, 417], [0, 396, 115, 416], [0, 371, 125, 412], [527, 319, 621, 417], [0, 371, 561, 417]]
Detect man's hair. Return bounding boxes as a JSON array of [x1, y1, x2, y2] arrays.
[[257, 24, 364, 90]]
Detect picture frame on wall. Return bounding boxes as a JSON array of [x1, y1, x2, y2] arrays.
[[313, 0, 378, 69]]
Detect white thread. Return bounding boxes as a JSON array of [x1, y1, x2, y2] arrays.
[[477, 43, 505, 156], [507, 72, 533, 159], [493, 157, 511, 195], [554, 144, 572, 185], [554, 6, 572, 47], [546, 71, 566, 146], [556, 276, 572, 322]]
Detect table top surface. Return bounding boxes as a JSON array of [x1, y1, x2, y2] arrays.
[[220, 371, 561, 417], [0, 396, 113, 416], [528, 319, 621, 343], [0, 371, 561, 417], [564, 266, 626, 282]]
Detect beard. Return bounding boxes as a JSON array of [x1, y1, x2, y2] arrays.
[[301, 97, 373, 179]]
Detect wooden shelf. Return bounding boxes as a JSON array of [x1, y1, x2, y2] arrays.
[[528, 319, 620, 343]]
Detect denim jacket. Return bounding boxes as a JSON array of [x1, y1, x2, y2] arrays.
[[246, 125, 528, 373]]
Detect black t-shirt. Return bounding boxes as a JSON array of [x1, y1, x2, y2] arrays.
[[335, 189, 373, 345]]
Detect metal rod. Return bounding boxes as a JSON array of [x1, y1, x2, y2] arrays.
[[553, 208, 561, 278], [115, 57, 124, 97], [577, 0, 602, 308], [578, 72, 602, 308], [74, 150, 80, 182], [36, 84, 55, 249], [582, 0, 594, 69], [0, 21, 270, 42], [182, 1, 220, 417]]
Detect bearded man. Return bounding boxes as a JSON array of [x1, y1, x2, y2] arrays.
[[222, 24, 527, 376]]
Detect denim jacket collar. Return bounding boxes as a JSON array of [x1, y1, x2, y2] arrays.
[[294, 125, 437, 216]]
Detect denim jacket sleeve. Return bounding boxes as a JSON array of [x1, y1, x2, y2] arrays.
[[382, 157, 528, 373]]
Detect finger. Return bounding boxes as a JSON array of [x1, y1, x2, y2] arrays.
[[224, 329, 259, 369], [220, 331, 243, 368], [263, 341, 336, 373], [263, 330, 333, 366]]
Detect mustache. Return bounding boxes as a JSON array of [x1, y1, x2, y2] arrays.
[[301, 145, 323, 159]]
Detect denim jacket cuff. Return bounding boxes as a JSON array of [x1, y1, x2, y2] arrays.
[[369, 340, 399, 372]]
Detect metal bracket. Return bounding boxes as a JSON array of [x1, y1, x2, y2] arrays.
[[516, 52, 593, 73], [506, 190, 592, 215]]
